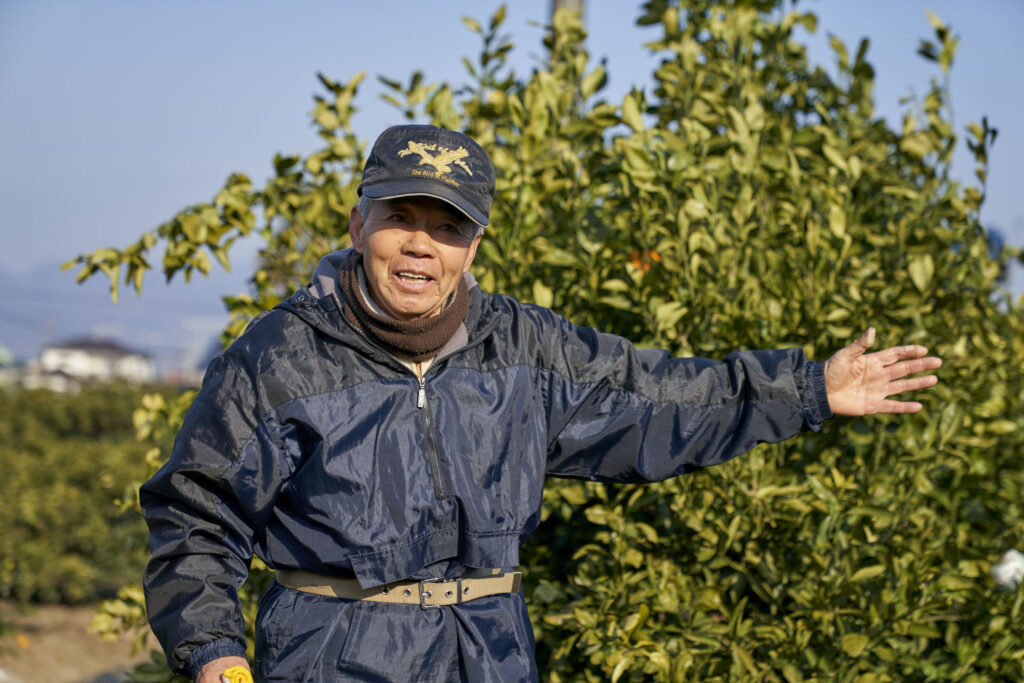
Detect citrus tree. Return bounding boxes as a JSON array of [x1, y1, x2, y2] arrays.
[[77, 1, 1024, 679]]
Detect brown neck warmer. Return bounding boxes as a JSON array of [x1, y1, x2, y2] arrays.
[[337, 252, 469, 362]]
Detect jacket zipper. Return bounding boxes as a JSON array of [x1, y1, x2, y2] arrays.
[[415, 363, 447, 499]]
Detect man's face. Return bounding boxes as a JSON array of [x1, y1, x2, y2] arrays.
[[349, 197, 481, 321]]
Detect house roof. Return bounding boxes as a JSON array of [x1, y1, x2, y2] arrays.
[[45, 337, 151, 359]]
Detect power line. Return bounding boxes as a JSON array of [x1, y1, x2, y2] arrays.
[[0, 307, 72, 338], [0, 310, 47, 337], [0, 304, 225, 356], [0, 284, 243, 315]]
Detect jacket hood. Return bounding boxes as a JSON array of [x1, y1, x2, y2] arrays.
[[275, 248, 492, 361]]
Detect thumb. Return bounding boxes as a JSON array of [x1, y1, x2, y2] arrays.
[[848, 326, 875, 356]]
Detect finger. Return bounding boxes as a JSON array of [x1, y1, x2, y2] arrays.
[[875, 399, 924, 414], [885, 356, 943, 380], [853, 327, 876, 353], [886, 374, 939, 395], [835, 327, 876, 360], [871, 344, 930, 366]]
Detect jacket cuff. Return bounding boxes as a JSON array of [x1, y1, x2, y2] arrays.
[[187, 637, 248, 680], [804, 361, 833, 428]]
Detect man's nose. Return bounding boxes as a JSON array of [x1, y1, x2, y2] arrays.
[[400, 224, 437, 257]]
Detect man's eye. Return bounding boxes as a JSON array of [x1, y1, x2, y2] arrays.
[[388, 213, 407, 223]]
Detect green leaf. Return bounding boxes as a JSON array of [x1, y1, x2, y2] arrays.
[[538, 245, 579, 267], [610, 656, 632, 683], [822, 145, 848, 173], [490, 5, 506, 30], [732, 644, 757, 674], [797, 12, 818, 34], [744, 101, 766, 131], [684, 199, 709, 220], [829, 204, 846, 238], [581, 65, 606, 99], [986, 420, 1017, 435], [937, 574, 974, 591], [908, 253, 935, 292], [842, 633, 870, 657], [621, 92, 644, 132], [851, 565, 886, 582], [655, 302, 687, 330], [830, 34, 849, 69], [601, 279, 631, 293], [532, 280, 553, 308]]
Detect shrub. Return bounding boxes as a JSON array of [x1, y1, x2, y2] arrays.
[[0, 385, 160, 603]]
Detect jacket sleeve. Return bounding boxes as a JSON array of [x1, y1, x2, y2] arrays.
[[140, 352, 291, 677], [532, 308, 833, 482]]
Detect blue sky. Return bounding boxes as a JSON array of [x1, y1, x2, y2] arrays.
[[0, 1, 1021, 368]]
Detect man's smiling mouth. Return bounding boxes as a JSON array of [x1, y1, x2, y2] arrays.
[[397, 271, 431, 281]]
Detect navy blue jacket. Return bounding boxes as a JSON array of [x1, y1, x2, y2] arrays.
[[141, 251, 832, 680]]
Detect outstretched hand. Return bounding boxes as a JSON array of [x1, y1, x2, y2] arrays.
[[825, 327, 942, 416]]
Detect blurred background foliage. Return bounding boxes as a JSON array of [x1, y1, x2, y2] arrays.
[[0, 384, 159, 604], [67, 0, 1024, 679]]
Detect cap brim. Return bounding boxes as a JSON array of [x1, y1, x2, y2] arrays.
[[360, 180, 488, 227]]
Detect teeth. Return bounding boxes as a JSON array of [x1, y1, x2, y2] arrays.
[[398, 272, 428, 281]]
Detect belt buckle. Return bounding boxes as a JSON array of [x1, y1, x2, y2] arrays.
[[418, 577, 462, 609]]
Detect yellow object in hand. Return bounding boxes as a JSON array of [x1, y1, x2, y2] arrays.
[[220, 666, 253, 683]]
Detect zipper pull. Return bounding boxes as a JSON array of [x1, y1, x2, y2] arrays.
[[417, 375, 426, 409]]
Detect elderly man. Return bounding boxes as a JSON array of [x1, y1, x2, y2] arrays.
[[141, 125, 941, 682]]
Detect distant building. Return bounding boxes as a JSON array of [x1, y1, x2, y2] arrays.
[[37, 337, 156, 384], [21, 368, 82, 393]]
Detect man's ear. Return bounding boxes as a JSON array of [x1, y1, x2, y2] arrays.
[[462, 232, 483, 273], [349, 205, 364, 253]]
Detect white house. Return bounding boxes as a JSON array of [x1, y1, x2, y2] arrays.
[[21, 368, 82, 393], [37, 338, 156, 384]]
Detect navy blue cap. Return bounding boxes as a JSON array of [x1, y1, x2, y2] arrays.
[[357, 125, 495, 227]]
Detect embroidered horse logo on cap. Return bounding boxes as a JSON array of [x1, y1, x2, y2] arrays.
[[398, 141, 473, 177]]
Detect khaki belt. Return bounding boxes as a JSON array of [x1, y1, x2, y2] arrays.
[[276, 569, 522, 609]]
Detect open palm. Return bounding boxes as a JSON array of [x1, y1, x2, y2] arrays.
[[825, 327, 942, 416]]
